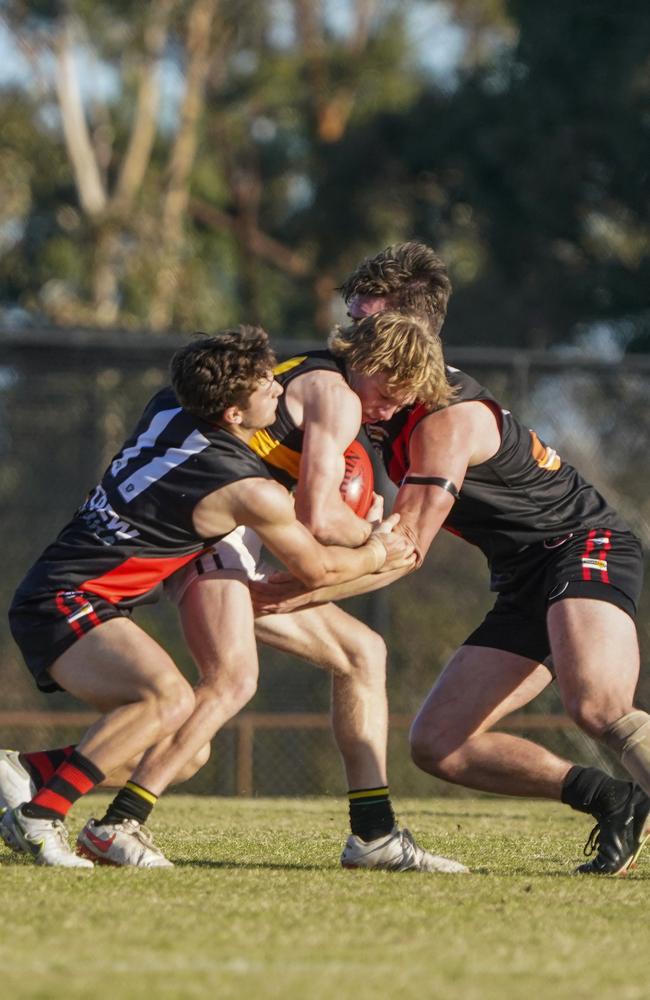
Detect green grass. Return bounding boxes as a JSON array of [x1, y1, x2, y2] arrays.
[[1, 796, 648, 1000]]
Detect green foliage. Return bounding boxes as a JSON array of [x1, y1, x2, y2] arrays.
[[1, 1, 645, 346]]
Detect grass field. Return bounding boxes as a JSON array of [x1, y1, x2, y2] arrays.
[[1, 794, 648, 1000]]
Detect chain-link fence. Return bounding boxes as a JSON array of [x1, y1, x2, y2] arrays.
[[1, 329, 648, 795]]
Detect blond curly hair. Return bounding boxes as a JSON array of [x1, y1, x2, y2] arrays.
[[328, 311, 454, 410]]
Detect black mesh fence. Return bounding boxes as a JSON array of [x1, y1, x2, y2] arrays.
[[1, 329, 648, 795]]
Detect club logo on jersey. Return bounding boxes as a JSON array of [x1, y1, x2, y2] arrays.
[[582, 557, 608, 572], [79, 485, 141, 545], [60, 594, 96, 624], [530, 431, 561, 471]]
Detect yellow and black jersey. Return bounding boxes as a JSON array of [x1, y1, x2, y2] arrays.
[[249, 350, 347, 489], [365, 366, 629, 567]]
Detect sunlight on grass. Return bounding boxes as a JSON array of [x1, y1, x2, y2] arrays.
[[1, 796, 648, 1000]]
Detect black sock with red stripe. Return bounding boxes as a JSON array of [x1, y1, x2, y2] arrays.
[[19, 746, 76, 790], [21, 749, 105, 821]]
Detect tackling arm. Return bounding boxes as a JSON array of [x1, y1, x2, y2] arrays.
[[292, 372, 373, 546], [251, 402, 489, 613], [230, 478, 413, 589]]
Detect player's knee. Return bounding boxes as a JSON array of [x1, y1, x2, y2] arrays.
[[200, 663, 258, 715], [224, 660, 259, 709], [564, 695, 629, 739], [233, 671, 258, 710], [409, 717, 449, 776], [341, 630, 387, 680], [153, 675, 196, 736]]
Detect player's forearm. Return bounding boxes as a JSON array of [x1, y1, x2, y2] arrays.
[[307, 564, 412, 603], [297, 500, 372, 548], [258, 564, 411, 615], [310, 534, 385, 587]]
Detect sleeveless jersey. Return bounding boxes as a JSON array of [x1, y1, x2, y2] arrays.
[[365, 366, 629, 566], [249, 350, 347, 489], [15, 386, 272, 608]]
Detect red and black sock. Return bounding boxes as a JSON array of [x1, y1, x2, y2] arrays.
[[348, 786, 396, 842], [19, 746, 76, 790], [21, 749, 105, 821]]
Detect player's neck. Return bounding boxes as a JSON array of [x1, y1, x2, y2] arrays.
[[220, 422, 255, 445]]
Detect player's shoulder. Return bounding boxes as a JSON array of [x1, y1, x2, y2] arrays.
[[290, 362, 359, 425], [233, 475, 294, 522]]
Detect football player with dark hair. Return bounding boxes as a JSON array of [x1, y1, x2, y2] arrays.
[[0, 327, 412, 867], [339, 241, 451, 336]]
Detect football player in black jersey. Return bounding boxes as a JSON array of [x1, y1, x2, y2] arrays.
[[0, 327, 413, 868], [257, 245, 650, 877], [121, 314, 467, 874]]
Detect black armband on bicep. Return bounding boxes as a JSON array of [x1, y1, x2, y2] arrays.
[[402, 475, 460, 500]]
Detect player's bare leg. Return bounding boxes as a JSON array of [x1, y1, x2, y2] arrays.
[[2, 618, 195, 867], [410, 631, 649, 874], [77, 575, 258, 867], [131, 574, 258, 795], [255, 603, 388, 789], [50, 618, 195, 774], [547, 597, 650, 874], [255, 604, 468, 872], [548, 598, 640, 751], [409, 645, 571, 797]]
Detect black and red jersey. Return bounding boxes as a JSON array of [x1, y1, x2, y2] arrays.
[[249, 350, 346, 489], [365, 366, 629, 566], [14, 387, 272, 608]]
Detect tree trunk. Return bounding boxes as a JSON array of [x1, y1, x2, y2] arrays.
[[148, 0, 219, 332]]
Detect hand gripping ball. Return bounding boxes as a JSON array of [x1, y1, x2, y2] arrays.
[[340, 441, 374, 518]]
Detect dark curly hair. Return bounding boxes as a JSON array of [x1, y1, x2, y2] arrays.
[[339, 242, 452, 336], [170, 326, 276, 422]]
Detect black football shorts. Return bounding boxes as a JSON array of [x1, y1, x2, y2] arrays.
[[9, 589, 131, 692], [463, 527, 644, 664]]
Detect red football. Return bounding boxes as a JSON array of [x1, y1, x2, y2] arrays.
[[340, 441, 374, 518]]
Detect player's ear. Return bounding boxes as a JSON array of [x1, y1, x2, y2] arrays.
[[222, 404, 243, 426]]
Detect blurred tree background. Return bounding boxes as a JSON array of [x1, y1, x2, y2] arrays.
[[0, 0, 648, 794], [1, 0, 648, 348]]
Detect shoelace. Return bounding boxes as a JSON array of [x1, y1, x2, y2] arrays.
[[583, 823, 600, 857], [51, 819, 72, 848], [118, 818, 160, 853]]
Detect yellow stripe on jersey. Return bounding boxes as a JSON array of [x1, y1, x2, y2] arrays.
[[273, 355, 307, 376], [249, 429, 302, 482]]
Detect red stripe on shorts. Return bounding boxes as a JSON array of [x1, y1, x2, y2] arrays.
[[55, 591, 84, 637], [599, 530, 611, 584], [581, 529, 596, 580]]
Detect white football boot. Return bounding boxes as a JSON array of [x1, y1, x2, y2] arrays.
[[0, 805, 93, 868], [341, 826, 469, 873], [0, 750, 37, 811], [76, 817, 173, 868]]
